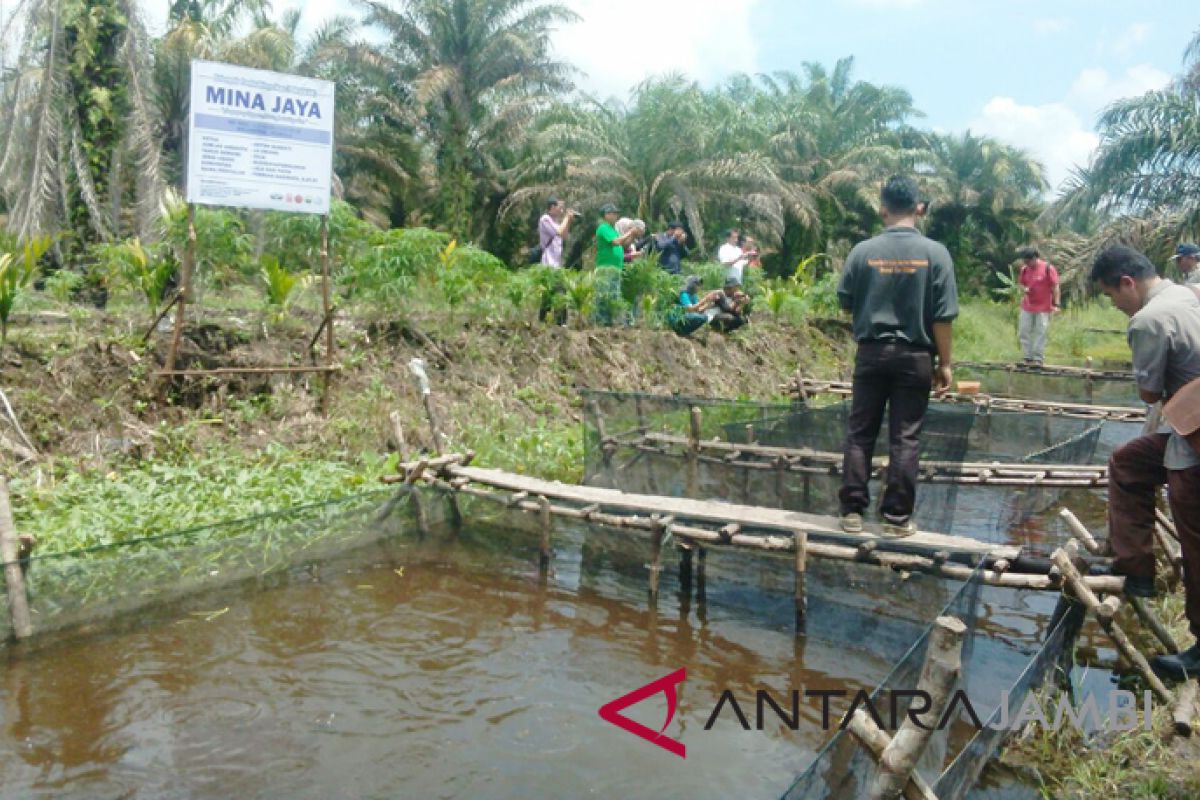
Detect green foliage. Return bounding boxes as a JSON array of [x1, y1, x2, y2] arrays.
[[91, 238, 177, 313], [44, 270, 85, 304], [164, 202, 254, 286], [991, 262, 1023, 306], [0, 235, 52, 341], [342, 226, 451, 304], [260, 254, 310, 319], [620, 258, 679, 325], [10, 444, 382, 553]]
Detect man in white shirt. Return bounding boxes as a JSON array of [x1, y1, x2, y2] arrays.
[[717, 228, 748, 282]]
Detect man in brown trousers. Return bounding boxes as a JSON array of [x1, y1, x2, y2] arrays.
[[1092, 245, 1200, 680]]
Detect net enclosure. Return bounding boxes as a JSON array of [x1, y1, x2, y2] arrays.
[[581, 389, 1116, 553]]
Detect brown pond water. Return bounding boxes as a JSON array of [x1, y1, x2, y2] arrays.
[[0, 454, 1128, 799]]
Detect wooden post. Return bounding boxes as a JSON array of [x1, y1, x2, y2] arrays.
[[696, 545, 707, 597], [687, 406, 702, 497], [1051, 545, 1173, 704], [794, 529, 808, 631], [0, 477, 33, 640], [538, 495, 552, 571], [319, 214, 335, 415], [1059, 508, 1102, 555], [847, 709, 940, 800], [648, 515, 667, 601], [161, 203, 196, 395], [1085, 357, 1094, 405], [870, 616, 966, 800], [678, 543, 694, 590], [1173, 681, 1198, 737], [635, 395, 648, 436]]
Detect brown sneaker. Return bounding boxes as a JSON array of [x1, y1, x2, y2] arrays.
[[881, 518, 917, 538]]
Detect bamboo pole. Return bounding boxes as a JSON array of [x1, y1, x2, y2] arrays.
[[846, 709, 940, 800], [1173, 681, 1198, 737], [1051, 544, 1173, 704], [160, 203, 196, 396], [0, 477, 33, 639], [1059, 508, 1102, 555], [870, 616, 966, 800], [794, 529, 807, 631], [319, 213, 335, 415], [153, 365, 342, 377], [1128, 595, 1180, 655]]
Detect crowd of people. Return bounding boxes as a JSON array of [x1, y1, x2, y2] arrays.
[[534, 198, 756, 335]]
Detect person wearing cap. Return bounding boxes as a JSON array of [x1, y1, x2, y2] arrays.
[[594, 203, 641, 325], [836, 175, 958, 538], [1089, 245, 1200, 681], [667, 275, 713, 337], [709, 276, 749, 333], [656, 222, 689, 275], [1016, 246, 1060, 365], [1171, 243, 1200, 287]]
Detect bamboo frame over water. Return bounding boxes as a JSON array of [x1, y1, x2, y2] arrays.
[[785, 378, 1146, 423], [616, 432, 1109, 488]]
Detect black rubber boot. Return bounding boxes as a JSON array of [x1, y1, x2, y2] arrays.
[[1151, 644, 1200, 682]]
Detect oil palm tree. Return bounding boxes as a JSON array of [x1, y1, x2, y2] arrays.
[[356, 0, 579, 239], [505, 75, 787, 254], [920, 131, 1047, 291], [1047, 29, 1200, 269]]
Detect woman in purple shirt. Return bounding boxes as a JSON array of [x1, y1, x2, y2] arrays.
[[538, 197, 577, 267]]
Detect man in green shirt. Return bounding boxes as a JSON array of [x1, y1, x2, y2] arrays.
[[594, 203, 640, 324]]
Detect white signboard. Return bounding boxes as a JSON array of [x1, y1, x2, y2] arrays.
[[186, 60, 334, 214]]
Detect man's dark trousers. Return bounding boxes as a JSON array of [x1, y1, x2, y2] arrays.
[[839, 340, 933, 522], [1108, 432, 1200, 638]]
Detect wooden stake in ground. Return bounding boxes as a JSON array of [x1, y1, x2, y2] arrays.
[[160, 203, 196, 396], [0, 477, 33, 639], [687, 406, 702, 496], [870, 616, 966, 800], [319, 213, 336, 415]]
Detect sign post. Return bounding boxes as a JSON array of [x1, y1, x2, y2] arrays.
[[159, 60, 338, 410]]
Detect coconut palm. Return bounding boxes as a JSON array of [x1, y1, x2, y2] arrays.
[[0, 0, 165, 245], [355, 0, 579, 239]]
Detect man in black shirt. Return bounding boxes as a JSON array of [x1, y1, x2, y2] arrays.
[[836, 175, 959, 537]]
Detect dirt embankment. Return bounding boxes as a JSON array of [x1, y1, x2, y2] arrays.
[[0, 313, 853, 467]]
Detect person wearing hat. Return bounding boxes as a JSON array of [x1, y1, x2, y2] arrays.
[[1171, 243, 1200, 287], [709, 275, 749, 333], [1089, 245, 1200, 681], [593, 203, 641, 325], [836, 175, 958, 538]]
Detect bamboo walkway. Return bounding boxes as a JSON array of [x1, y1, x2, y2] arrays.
[[386, 454, 1123, 594]]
